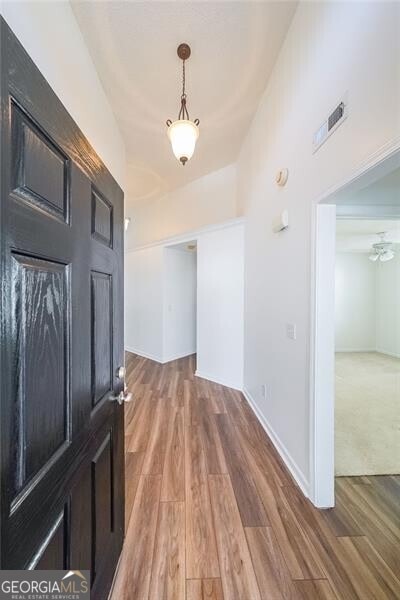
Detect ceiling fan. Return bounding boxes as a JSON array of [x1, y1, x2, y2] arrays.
[[368, 232, 395, 262]]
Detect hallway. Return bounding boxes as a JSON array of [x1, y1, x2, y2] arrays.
[[111, 353, 400, 599]]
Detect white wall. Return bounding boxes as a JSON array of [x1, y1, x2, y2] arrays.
[[236, 1, 400, 491], [335, 253, 376, 351], [125, 246, 164, 361], [196, 224, 244, 390], [127, 164, 237, 249], [124, 245, 196, 363], [163, 248, 197, 362], [335, 249, 400, 358], [125, 221, 244, 386], [376, 249, 400, 357], [1, 1, 125, 188]]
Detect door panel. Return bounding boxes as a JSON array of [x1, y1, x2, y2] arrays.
[[1, 18, 125, 599], [92, 188, 113, 247], [11, 253, 70, 496], [91, 271, 113, 407], [33, 509, 68, 570], [91, 432, 114, 582], [11, 101, 70, 223], [70, 466, 92, 573]]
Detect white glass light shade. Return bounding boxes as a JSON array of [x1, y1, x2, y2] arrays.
[[167, 119, 199, 165], [369, 253, 379, 262]]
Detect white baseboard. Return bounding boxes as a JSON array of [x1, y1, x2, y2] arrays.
[[195, 370, 242, 391], [336, 348, 400, 359], [125, 346, 163, 363], [376, 348, 400, 359], [335, 348, 376, 353], [242, 387, 310, 498], [162, 350, 196, 364], [125, 347, 196, 365]]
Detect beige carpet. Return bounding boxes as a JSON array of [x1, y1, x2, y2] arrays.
[[335, 352, 400, 476]]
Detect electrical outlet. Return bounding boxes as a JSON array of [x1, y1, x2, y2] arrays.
[[286, 323, 297, 340], [261, 384, 267, 400]]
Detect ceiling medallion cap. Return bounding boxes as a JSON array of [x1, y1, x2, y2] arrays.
[[177, 43, 191, 60]]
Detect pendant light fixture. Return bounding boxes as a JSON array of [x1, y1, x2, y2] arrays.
[[166, 43, 199, 166]]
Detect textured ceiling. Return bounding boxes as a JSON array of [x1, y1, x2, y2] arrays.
[[71, 1, 297, 206]]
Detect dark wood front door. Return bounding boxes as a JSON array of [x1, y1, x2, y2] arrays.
[[0, 18, 125, 599]]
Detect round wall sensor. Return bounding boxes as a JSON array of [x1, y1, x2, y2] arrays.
[[276, 168, 289, 187]]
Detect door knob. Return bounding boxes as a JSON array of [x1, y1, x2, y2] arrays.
[[116, 366, 125, 379], [110, 390, 133, 405]]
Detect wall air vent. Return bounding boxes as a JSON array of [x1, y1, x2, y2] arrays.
[[313, 94, 348, 153]]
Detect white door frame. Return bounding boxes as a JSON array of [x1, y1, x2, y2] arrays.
[[309, 137, 400, 508]]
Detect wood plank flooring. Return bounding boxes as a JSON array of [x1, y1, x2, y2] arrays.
[[111, 353, 400, 600]]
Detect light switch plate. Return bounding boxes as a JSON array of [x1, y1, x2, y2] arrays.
[[286, 323, 297, 340]]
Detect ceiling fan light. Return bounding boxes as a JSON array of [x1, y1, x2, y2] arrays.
[[167, 119, 199, 165], [380, 250, 394, 262], [368, 232, 395, 263]]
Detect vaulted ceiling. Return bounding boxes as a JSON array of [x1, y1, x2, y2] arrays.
[[71, 1, 297, 205]]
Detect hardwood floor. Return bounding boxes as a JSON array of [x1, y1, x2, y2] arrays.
[[111, 353, 400, 600]]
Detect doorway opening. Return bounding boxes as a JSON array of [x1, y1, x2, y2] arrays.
[[311, 144, 400, 508], [335, 219, 400, 478], [164, 240, 197, 366]]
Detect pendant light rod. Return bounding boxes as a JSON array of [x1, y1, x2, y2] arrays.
[[178, 57, 189, 120]]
